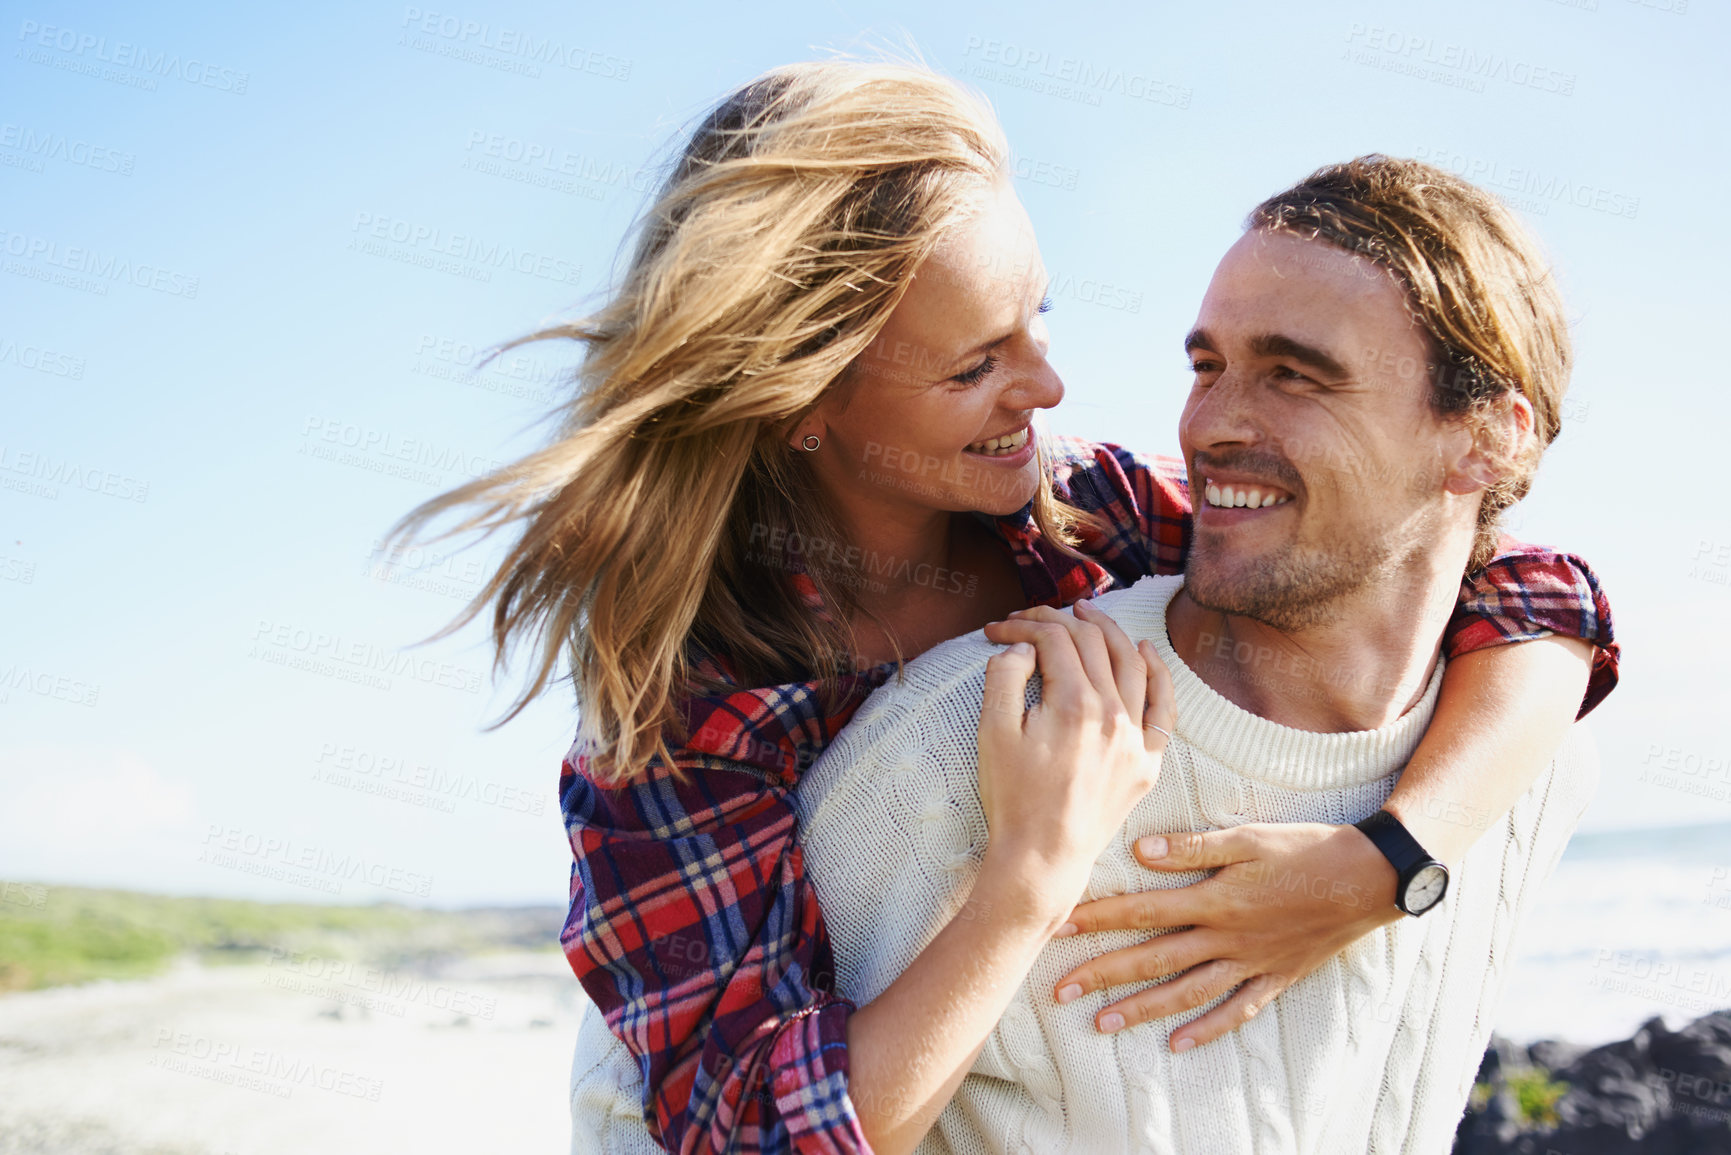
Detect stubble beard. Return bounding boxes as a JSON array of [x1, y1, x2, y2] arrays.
[[1182, 525, 1401, 635]]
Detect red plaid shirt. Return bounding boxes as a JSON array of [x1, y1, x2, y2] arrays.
[[560, 438, 1618, 1155]]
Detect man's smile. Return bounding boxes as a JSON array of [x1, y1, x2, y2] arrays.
[[1201, 475, 1295, 519], [1204, 480, 1292, 509]]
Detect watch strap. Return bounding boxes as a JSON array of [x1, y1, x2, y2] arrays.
[[1354, 808, 1447, 915], [1354, 809, 1430, 876]]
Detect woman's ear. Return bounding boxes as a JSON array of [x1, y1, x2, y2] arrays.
[[785, 415, 824, 453], [1444, 393, 1534, 495], [787, 364, 856, 451]]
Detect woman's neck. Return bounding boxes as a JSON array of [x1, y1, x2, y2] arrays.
[[824, 497, 1026, 667], [853, 516, 959, 609]]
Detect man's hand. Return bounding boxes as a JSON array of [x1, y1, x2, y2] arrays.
[[1048, 822, 1403, 1052]]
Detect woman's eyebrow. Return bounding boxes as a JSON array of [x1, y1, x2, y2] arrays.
[[950, 331, 1012, 365], [941, 276, 1049, 371]]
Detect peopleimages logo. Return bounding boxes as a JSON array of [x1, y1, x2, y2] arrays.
[[150, 1028, 384, 1100], [1342, 24, 1577, 96], [0, 229, 200, 298], [0, 663, 100, 708], [200, 825, 435, 900], [248, 617, 486, 696], [0, 444, 149, 502], [15, 20, 250, 93], [348, 212, 581, 286], [398, 8, 631, 80], [299, 416, 508, 485], [0, 124, 135, 175], [961, 37, 1193, 109], [0, 335, 85, 379], [312, 741, 546, 817], [1411, 146, 1639, 220]]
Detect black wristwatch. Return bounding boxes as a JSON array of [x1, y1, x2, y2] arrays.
[[1354, 809, 1450, 916]]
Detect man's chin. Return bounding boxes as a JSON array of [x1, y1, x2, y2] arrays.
[[1185, 546, 1264, 597], [1182, 553, 1351, 635], [1184, 563, 1267, 620]]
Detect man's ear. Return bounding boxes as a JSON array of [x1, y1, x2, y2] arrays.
[[1444, 393, 1534, 496]]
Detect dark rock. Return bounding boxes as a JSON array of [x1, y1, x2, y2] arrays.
[[1454, 1011, 1731, 1154], [1529, 1038, 1592, 1072]]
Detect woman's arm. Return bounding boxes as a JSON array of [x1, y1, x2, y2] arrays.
[[563, 749, 865, 1155], [1059, 439, 1619, 710], [849, 603, 1175, 1154], [1385, 634, 1594, 866], [1043, 438, 1190, 583], [845, 860, 1084, 1152], [1041, 633, 1593, 1052], [568, 603, 1173, 1155], [1024, 513, 1617, 1051]]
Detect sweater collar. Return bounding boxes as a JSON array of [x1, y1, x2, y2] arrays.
[[1136, 575, 1445, 791]]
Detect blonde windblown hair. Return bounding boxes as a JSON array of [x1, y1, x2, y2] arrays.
[[392, 61, 1083, 782]]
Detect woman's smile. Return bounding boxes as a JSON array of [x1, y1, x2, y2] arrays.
[[962, 423, 1035, 465]]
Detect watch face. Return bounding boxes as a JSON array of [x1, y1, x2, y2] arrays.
[[1405, 864, 1449, 914]]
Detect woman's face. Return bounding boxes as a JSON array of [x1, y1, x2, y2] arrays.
[[803, 178, 1063, 519]]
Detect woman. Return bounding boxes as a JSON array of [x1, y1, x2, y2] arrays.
[[393, 61, 1616, 1155]]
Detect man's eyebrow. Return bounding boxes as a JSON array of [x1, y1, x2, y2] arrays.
[[1248, 333, 1350, 378], [1184, 329, 1352, 378]]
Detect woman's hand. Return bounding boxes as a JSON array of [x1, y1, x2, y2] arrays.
[[846, 601, 1176, 1155], [1048, 821, 1403, 1051], [977, 601, 1176, 918]]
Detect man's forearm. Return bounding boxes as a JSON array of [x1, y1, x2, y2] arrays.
[[1384, 635, 1594, 866]]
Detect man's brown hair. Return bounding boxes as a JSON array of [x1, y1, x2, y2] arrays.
[[1247, 154, 1572, 570]]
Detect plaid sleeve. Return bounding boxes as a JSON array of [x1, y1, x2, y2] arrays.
[[561, 750, 868, 1155], [1444, 536, 1619, 719], [1046, 437, 1192, 580]]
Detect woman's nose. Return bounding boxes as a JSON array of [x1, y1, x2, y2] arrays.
[[1006, 323, 1064, 411], [1009, 353, 1064, 412]]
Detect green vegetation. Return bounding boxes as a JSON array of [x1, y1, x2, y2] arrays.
[[0, 881, 561, 993], [1507, 1067, 1569, 1127], [1465, 1065, 1569, 1129]]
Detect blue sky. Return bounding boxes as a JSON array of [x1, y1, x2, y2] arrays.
[[3, 0, 1726, 906]]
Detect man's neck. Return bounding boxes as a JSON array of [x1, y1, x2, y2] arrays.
[[1164, 561, 1462, 733]]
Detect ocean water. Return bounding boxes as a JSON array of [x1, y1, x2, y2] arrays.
[[1492, 821, 1731, 1045]]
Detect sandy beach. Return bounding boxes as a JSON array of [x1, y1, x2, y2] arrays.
[[0, 950, 585, 1155]]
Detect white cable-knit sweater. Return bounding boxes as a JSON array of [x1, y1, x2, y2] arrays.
[[569, 573, 1596, 1154], [792, 574, 1596, 1155]]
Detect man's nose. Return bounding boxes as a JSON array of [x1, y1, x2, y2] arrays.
[[1183, 370, 1263, 450]]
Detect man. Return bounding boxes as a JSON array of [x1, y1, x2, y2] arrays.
[[789, 155, 1598, 1154]]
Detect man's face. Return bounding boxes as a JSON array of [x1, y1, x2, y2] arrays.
[[1179, 229, 1469, 632]]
